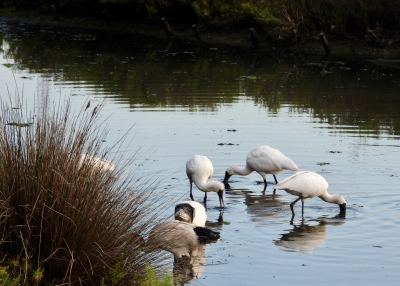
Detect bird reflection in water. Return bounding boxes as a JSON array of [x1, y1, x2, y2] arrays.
[[274, 214, 346, 254], [173, 246, 206, 285], [225, 182, 285, 224], [244, 191, 285, 223]]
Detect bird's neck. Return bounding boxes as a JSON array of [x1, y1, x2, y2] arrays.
[[229, 165, 253, 176], [196, 180, 220, 193], [319, 193, 340, 204]]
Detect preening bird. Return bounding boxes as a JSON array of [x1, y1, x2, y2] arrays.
[[175, 201, 207, 227], [147, 220, 220, 258], [223, 145, 298, 190], [78, 154, 115, 173], [186, 155, 225, 208], [273, 171, 346, 218]]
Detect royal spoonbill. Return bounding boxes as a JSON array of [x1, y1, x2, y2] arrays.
[[273, 171, 346, 218], [175, 201, 207, 227], [78, 154, 115, 173], [223, 145, 298, 190], [147, 220, 220, 258], [186, 155, 225, 208]]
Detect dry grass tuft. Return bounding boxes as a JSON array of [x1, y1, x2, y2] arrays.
[[0, 95, 173, 285]]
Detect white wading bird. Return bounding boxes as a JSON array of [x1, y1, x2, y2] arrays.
[[186, 155, 225, 208], [175, 201, 207, 227], [78, 154, 115, 173], [273, 171, 346, 218], [147, 220, 220, 258], [223, 145, 298, 190]]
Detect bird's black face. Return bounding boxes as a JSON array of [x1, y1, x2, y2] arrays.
[[174, 203, 194, 223], [339, 203, 346, 213], [223, 181, 231, 190], [223, 171, 231, 182], [217, 190, 225, 208]]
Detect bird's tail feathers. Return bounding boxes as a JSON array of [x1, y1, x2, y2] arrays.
[[193, 227, 220, 244]]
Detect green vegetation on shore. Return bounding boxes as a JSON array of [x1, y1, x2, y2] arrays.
[[1, 0, 399, 45]]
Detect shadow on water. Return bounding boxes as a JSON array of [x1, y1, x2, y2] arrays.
[[274, 214, 346, 254]]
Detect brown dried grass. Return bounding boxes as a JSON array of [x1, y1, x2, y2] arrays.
[[0, 94, 172, 285]]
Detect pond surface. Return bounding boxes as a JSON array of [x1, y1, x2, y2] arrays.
[[1, 20, 400, 285]]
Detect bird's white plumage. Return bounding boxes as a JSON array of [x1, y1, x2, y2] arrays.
[[78, 154, 115, 173], [225, 145, 298, 183], [186, 155, 225, 207], [274, 171, 329, 198], [175, 201, 207, 227], [147, 220, 218, 258], [274, 171, 346, 216]]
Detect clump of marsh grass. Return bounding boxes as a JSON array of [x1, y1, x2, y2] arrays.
[[0, 94, 173, 285]]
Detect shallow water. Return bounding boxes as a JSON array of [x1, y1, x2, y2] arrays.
[[1, 21, 400, 285]]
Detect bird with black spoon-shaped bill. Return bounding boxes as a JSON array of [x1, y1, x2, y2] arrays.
[[224, 145, 298, 191], [274, 171, 346, 219], [186, 155, 225, 208]]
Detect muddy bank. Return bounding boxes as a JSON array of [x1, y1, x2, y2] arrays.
[[1, 9, 400, 62]]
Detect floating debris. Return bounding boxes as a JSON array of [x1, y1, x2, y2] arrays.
[[218, 143, 238, 146], [368, 59, 400, 69], [327, 151, 342, 153], [227, 129, 237, 132], [236, 75, 259, 80], [7, 122, 33, 127], [317, 162, 330, 166]]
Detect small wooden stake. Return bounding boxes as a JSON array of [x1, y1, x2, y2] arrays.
[[102, 10, 113, 27], [319, 32, 331, 54], [51, 5, 61, 21], [250, 28, 259, 48], [161, 17, 175, 36], [191, 25, 201, 42]]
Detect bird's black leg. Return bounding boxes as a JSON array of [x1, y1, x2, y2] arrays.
[[272, 175, 278, 194], [290, 197, 302, 217], [263, 184, 267, 193], [203, 192, 207, 206], [218, 211, 223, 225], [301, 200, 304, 217], [263, 179, 269, 193], [190, 182, 194, 201], [272, 174, 278, 195]]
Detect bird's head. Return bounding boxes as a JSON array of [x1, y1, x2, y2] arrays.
[[223, 169, 233, 182], [212, 182, 225, 208], [336, 195, 346, 212], [174, 203, 194, 224]]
